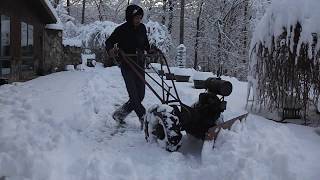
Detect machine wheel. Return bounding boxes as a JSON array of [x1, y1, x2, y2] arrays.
[[144, 104, 182, 152]]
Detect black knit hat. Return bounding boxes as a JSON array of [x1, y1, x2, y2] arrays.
[[125, 4, 144, 22]]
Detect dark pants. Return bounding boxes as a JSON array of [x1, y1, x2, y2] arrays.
[[118, 61, 146, 119]]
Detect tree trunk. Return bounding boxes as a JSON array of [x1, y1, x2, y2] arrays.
[[162, 0, 167, 25], [67, 0, 70, 15], [242, 0, 249, 59], [217, 20, 222, 76], [179, 0, 185, 44], [193, 0, 204, 69], [168, 0, 174, 34], [81, 0, 86, 24], [95, 0, 104, 21]]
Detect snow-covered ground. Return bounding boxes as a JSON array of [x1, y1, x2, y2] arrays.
[[0, 65, 319, 180]]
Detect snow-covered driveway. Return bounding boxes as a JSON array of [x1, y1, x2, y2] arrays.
[[0, 65, 319, 180]]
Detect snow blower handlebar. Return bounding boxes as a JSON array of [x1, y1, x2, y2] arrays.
[[115, 49, 183, 105]]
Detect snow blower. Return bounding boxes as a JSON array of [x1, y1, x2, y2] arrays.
[[115, 49, 248, 152]]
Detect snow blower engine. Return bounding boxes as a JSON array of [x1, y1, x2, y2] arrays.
[[144, 77, 233, 152]]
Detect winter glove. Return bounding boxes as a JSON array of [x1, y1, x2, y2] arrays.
[[108, 44, 119, 58], [108, 44, 121, 66]]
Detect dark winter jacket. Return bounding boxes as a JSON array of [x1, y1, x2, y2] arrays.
[[105, 5, 150, 62]]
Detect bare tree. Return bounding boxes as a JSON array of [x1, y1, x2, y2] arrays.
[[162, 0, 167, 25], [193, 0, 204, 69], [67, 0, 70, 15], [81, 0, 86, 24], [167, 0, 175, 34], [94, 0, 104, 21], [179, 0, 185, 44]]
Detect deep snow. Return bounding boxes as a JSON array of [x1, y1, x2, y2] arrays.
[[0, 65, 319, 180]]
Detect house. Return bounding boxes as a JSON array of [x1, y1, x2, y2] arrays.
[[0, 0, 63, 83]]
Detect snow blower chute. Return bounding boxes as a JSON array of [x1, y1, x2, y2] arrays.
[[115, 49, 247, 152]]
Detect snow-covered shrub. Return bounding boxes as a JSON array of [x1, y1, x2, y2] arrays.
[[62, 20, 172, 56], [146, 20, 172, 55], [63, 21, 118, 48], [249, 0, 320, 120]]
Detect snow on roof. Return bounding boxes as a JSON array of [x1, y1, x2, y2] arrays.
[[44, 0, 63, 30], [251, 0, 320, 56]]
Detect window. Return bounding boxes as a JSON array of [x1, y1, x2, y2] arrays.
[[21, 22, 33, 57], [0, 15, 11, 76], [21, 22, 34, 71], [1, 15, 10, 56]]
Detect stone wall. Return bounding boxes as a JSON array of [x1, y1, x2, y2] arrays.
[[44, 30, 107, 73], [43, 30, 83, 73], [63, 46, 82, 66], [43, 29, 63, 74]]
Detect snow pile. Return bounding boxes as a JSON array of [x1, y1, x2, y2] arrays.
[[202, 116, 305, 180], [174, 68, 194, 76], [251, 0, 320, 59]]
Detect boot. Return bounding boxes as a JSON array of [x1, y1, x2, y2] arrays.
[[112, 107, 129, 125]]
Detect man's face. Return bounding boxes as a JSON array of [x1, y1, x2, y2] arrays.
[[133, 15, 142, 27]]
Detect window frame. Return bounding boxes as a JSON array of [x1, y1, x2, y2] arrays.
[[0, 14, 11, 77], [20, 21, 34, 72]]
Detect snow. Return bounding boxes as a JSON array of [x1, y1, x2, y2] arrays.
[[251, 0, 320, 59], [0, 66, 320, 180], [63, 21, 118, 47], [129, 0, 142, 6], [65, 65, 75, 71], [193, 71, 215, 81], [174, 68, 194, 76]]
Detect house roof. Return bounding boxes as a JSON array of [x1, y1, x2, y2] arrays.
[[36, 0, 58, 24]]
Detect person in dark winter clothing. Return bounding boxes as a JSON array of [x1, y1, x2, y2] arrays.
[[105, 4, 150, 129]]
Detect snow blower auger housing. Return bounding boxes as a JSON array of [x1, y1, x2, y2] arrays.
[[116, 49, 247, 152]]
